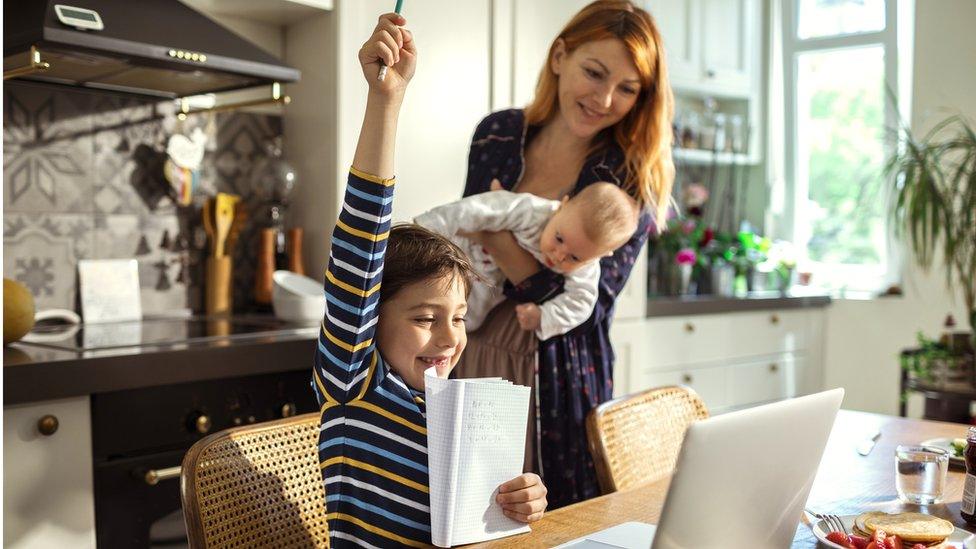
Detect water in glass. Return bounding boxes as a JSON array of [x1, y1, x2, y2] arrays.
[[896, 445, 949, 504]]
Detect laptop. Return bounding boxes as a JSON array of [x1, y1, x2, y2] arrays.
[[557, 388, 845, 549]]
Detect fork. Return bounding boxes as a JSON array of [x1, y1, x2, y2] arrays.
[[805, 508, 849, 535]]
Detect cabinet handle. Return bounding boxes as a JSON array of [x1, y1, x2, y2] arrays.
[[281, 403, 297, 418], [144, 466, 182, 486], [706, 69, 716, 78], [770, 314, 780, 325], [684, 322, 695, 333], [37, 415, 59, 436], [682, 373, 693, 384], [769, 363, 779, 373]]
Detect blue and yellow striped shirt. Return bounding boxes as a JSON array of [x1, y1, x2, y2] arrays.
[[313, 168, 432, 548]]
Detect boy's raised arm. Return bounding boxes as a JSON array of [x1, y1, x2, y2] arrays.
[[352, 13, 415, 178], [313, 13, 415, 406]]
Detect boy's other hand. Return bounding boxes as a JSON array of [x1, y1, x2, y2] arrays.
[[359, 13, 416, 95], [515, 303, 541, 331], [496, 473, 547, 523]]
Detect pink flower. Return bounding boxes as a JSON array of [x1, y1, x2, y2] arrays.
[[676, 248, 697, 265], [682, 183, 709, 208], [681, 220, 696, 235]]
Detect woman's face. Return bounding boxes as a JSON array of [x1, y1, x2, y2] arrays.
[[376, 274, 467, 391], [551, 38, 642, 139]]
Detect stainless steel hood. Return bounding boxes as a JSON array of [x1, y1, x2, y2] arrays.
[[3, 0, 300, 98]]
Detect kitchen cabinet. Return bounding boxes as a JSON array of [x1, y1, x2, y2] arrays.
[[648, 0, 760, 96], [506, 0, 592, 107], [615, 245, 649, 321], [610, 309, 826, 411], [284, 0, 493, 275], [3, 397, 96, 549]]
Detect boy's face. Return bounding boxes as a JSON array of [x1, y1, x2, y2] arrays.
[[376, 274, 468, 392], [539, 202, 609, 273]]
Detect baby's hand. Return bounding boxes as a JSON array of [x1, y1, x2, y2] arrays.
[[515, 303, 541, 331], [496, 473, 547, 523], [358, 13, 416, 95]]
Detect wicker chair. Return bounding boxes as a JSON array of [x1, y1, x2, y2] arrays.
[[586, 385, 709, 494], [181, 413, 329, 548]]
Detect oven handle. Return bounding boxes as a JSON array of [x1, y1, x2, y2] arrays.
[[144, 466, 182, 486]]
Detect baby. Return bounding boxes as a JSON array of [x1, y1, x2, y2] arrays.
[[415, 183, 638, 340]]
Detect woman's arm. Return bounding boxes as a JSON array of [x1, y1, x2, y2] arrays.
[[313, 13, 415, 406], [565, 213, 651, 336], [472, 229, 541, 285], [497, 212, 652, 335]]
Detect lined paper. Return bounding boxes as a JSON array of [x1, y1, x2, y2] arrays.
[[425, 368, 532, 547]]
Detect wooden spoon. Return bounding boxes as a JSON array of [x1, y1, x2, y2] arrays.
[[214, 193, 236, 258], [202, 198, 216, 257]]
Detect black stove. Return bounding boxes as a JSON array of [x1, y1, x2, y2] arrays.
[[19, 315, 317, 352], [21, 315, 323, 548]]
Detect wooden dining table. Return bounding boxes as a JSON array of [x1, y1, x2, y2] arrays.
[[467, 409, 972, 548]]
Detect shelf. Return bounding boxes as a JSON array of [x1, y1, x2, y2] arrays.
[[673, 148, 759, 165]]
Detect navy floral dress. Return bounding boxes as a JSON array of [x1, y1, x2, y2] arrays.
[[463, 109, 652, 508]]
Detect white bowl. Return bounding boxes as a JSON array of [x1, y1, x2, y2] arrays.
[[272, 291, 325, 322], [272, 270, 322, 297]]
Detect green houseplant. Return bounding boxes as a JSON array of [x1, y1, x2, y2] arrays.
[[885, 115, 976, 337]]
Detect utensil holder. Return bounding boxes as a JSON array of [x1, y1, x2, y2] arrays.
[[206, 256, 232, 315]]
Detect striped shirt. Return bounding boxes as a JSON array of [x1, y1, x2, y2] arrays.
[[313, 168, 432, 548]]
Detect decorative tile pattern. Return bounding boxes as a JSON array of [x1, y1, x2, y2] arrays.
[[3, 213, 94, 310], [3, 82, 284, 315], [3, 83, 93, 213]]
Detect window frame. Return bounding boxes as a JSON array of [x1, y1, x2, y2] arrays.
[[780, 0, 901, 293]]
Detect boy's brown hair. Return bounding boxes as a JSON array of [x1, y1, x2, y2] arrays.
[[379, 223, 478, 305]]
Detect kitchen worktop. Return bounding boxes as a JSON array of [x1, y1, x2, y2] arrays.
[[645, 289, 832, 317], [3, 316, 319, 405]]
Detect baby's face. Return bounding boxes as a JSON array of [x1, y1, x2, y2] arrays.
[[539, 206, 611, 273]]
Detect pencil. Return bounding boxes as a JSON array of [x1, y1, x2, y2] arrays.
[[377, 0, 405, 81]]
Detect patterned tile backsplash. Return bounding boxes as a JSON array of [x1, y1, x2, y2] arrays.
[[3, 81, 284, 315]]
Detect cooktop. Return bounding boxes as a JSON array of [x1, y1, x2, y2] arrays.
[[18, 315, 318, 352]]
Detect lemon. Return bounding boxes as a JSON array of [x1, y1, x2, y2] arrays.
[[4, 278, 36, 344]]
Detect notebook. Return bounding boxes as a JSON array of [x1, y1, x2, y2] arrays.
[[423, 367, 532, 547]]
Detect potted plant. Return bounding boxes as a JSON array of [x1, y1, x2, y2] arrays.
[[885, 115, 976, 339]]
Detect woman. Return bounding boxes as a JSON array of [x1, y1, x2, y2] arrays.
[[460, 0, 674, 508]]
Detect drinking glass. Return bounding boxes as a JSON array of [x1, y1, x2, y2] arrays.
[[895, 445, 949, 504]]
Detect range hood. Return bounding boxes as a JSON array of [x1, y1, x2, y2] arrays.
[[3, 0, 300, 99]]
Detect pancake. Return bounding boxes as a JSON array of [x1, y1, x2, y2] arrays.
[[854, 511, 888, 535], [862, 512, 954, 543]]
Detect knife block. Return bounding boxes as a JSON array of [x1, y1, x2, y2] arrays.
[[205, 256, 232, 316]]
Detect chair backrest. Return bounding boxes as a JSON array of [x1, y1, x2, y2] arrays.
[[586, 385, 709, 494], [181, 412, 329, 548]]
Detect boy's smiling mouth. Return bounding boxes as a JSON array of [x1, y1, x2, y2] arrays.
[[418, 355, 452, 367]]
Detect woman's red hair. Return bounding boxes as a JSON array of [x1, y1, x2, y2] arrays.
[[525, 0, 675, 229]]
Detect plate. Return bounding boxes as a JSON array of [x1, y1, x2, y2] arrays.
[[812, 514, 975, 548], [922, 437, 967, 467]]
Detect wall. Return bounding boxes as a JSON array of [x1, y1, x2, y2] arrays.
[[2, 82, 283, 314], [822, 0, 976, 415]]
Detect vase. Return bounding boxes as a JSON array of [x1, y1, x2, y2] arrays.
[[678, 263, 693, 295], [711, 262, 735, 297]]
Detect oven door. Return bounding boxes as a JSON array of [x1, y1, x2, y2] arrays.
[[90, 369, 317, 548]]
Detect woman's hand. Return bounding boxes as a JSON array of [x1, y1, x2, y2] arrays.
[[358, 13, 416, 96], [515, 303, 541, 331], [496, 473, 548, 523]]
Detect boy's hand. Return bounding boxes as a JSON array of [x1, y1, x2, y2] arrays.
[[515, 303, 541, 331], [359, 13, 416, 95], [496, 473, 547, 523]]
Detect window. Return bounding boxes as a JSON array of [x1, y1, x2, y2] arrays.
[[781, 0, 900, 293]]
